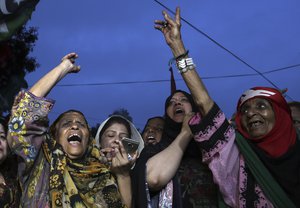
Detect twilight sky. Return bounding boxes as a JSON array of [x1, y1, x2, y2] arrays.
[[25, 0, 300, 129]]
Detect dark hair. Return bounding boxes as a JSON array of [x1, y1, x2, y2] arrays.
[[0, 114, 10, 135], [49, 109, 89, 138], [99, 116, 131, 140], [141, 116, 165, 135], [164, 90, 198, 115]]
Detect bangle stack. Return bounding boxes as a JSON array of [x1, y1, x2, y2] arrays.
[[168, 50, 196, 74], [176, 57, 196, 74]]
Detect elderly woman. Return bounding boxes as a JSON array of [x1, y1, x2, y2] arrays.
[[156, 7, 299, 207], [8, 53, 128, 207]]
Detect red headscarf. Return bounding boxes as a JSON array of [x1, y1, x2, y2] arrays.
[[235, 86, 296, 157]]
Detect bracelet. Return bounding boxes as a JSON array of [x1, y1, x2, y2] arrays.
[[175, 50, 189, 61], [176, 57, 196, 73]]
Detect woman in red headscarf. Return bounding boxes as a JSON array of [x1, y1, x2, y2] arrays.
[[156, 7, 299, 207]]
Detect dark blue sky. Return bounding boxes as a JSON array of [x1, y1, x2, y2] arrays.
[[26, 0, 300, 129]]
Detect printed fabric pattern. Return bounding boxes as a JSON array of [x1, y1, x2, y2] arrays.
[[9, 91, 125, 208], [189, 102, 273, 207]]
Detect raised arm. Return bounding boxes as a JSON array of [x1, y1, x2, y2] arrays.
[[29, 52, 80, 97], [154, 7, 214, 116], [146, 113, 193, 191], [7, 53, 81, 181]]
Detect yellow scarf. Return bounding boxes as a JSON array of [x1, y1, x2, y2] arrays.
[[43, 137, 125, 208]]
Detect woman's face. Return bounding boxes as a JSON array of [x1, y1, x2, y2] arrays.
[[240, 98, 275, 139], [166, 92, 193, 123], [55, 112, 90, 159], [142, 118, 164, 145], [0, 124, 8, 164], [290, 106, 300, 131], [100, 123, 129, 149]]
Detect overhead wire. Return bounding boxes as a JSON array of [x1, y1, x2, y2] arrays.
[[50, 64, 300, 87], [153, 0, 296, 100]]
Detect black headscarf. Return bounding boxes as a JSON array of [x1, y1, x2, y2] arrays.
[[132, 90, 200, 208]]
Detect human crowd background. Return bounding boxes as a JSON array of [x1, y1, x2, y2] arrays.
[[1, 3, 300, 208]]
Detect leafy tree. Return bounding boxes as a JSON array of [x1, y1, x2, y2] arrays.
[[109, 108, 133, 122], [0, 25, 39, 116]]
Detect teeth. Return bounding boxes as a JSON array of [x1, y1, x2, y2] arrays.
[[69, 141, 80, 145], [67, 134, 82, 143], [68, 134, 80, 138], [250, 121, 261, 128]]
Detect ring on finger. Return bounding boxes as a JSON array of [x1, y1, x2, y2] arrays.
[[127, 154, 133, 161], [162, 22, 168, 28]]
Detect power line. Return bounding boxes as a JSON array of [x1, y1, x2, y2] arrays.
[[49, 63, 299, 87], [153, 0, 295, 100], [262, 64, 300, 74]]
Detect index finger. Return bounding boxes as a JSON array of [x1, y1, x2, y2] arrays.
[[175, 7, 181, 25], [116, 140, 127, 158], [61, 52, 78, 62]]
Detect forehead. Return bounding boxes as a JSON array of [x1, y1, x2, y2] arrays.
[[104, 123, 129, 133], [171, 92, 187, 99], [242, 97, 271, 106], [290, 106, 300, 113], [147, 118, 164, 126], [59, 112, 86, 122]]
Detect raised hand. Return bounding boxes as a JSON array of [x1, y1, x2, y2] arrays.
[[154, 7, 185, 55], [110, 140, 137, 176], [29, 52, 81, 97], [60, 52, 81, 74]]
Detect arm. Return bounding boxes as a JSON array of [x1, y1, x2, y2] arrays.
[[29, 52, 80, 97], [109, 141, 137, 208], [146, 113, 193, 191], [7, 53, 80, 178], [154, 7, 213, 116], [8, 52, 80, 148], [155, 9, 239, 206]]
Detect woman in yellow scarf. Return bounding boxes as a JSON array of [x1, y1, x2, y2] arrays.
[[8, 53, 130, 207]]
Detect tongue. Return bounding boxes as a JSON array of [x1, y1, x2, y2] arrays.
[[69, 141, 80, 145]]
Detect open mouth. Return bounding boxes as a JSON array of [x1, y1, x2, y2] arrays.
[[174, 108, 184, 115], [147, 135, 156, 142], [248, 120, 263, 129], [67, 134, 82, 144]]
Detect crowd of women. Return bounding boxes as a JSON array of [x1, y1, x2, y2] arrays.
[[0, 7, 299, 208]]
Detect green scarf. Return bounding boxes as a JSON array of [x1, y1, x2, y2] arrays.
[[235, 132, 296, 208]]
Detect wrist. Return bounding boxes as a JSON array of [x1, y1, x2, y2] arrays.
[[55, 64, 69, 78], [116, 171, 131, 179], [180, 129, 192, 140], [170, 40, 186, 57], [176, 57, 196, 74]]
